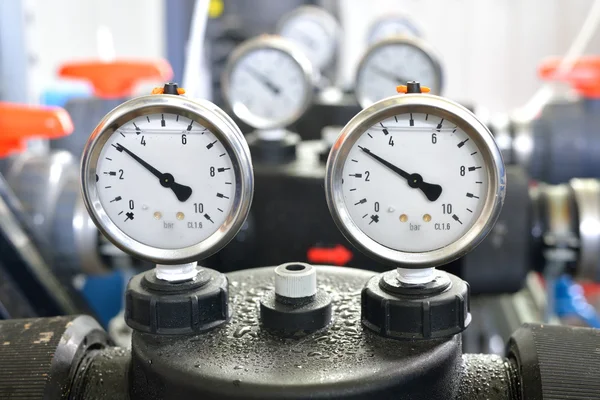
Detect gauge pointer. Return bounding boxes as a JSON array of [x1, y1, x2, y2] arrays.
[[115, 143, 192, 202], [245, 66, 281, 95], [358, 146, 442, 201], [372, 65, 410, 84]]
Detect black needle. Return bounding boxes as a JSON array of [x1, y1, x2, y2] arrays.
[[115, 143, 192, 202], [359, 146, 442, 202], [371, 65, 411, 84], [245, 66, 281, 95]]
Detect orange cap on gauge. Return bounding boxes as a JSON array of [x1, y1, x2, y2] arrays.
[[58, 59, 173, 99], [151, 86, 186, 95], [0, 102, 74, 157], [397, 84, 430, 94], [539, 56, 600, 98]]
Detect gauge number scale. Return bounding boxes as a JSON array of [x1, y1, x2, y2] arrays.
[[342, 113, 487, 252], [96, 113, 235, 249]]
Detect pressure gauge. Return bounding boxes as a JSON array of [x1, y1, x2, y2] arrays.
[[276, 5, 340, 72], [81, 89, 253, 265], [222, 35, 314, 130], [367, 14, 422, 44], [326, 84, 505, 268], [355, 36, 443, 109]]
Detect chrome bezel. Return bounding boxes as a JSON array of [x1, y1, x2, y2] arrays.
[[222, 35, 314, 130], [325, 94, 505, 268], [275, 5, 340, 71], [570, 178, 600, 281], [355, 35, 444, 109], [80, 95, 254, 265]]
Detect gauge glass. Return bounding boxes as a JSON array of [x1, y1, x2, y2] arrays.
[[355, 37, 442, 108], [341, 113, 487, 252], [326, 94, 504, 267], [81, 95, 253, 264], [277, 6, 339, 71], [223, 36, 313, 130]]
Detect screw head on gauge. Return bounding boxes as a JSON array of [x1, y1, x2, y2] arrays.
[[355, 36, 443, 109], [367, 14, 422, 44], [276, 5, 340, 72], [222, 35, 314, 130], [326, 87, 505, 268], [81, 91, 253, 264]]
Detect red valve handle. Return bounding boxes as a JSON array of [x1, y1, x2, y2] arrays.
[[58, 59, 173, 99], [0, 102, 73, 157], [539, 56, 600, 99]]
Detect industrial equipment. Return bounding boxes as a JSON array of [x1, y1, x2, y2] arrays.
[[1, 83, 599, 400], [366, 13, 422, 44], [326, 81, 503, 266], [498, 57, 600, 184], [276, 5, 340, 76], [355, 36, 443, 108], [80, 83, 254, 269], [223, 35, 314, 164]]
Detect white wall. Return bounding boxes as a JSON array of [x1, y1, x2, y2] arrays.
[[338, 0, 600, 113], [25, 0, 600, 114]]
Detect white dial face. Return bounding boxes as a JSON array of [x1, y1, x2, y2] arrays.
[[356, 43, 440, 108], [368, 18, 420, 44], [342, 112, 488, 252], [279, 15, 335, 70], [228, 47, 308, 128], [95, 113, 235, 249]]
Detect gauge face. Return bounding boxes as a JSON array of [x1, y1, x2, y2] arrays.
[[342, 113, 487, 252], [326, 94, 505, 267], [277, 6, 339, 71], [95, 113, 234, 249], [367, 16, 421, 44], [223, 37, 313, 130], [82, 95, 253, 264], [355, 37, 442, 108]]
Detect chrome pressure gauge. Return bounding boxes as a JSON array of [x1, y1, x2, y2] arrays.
[[222, 35, 314, 130], [81, 87, 253, 266], [367, 14, 422, 44], [355, 36, 443, 108], [276, 5, 340, 72], [326, 84, 505, 268]]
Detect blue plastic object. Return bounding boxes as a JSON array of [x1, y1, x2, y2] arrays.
[[40, 81, 92, 108], [554, 275, 600, 328], [80, 270, 127, 327]]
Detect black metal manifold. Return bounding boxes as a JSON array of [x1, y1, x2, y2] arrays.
[[1, 266, 599, 400]]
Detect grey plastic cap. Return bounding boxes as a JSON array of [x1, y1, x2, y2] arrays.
[[274, 262, 317, 298]]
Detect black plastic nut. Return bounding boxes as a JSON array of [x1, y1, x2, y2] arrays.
[[405, 81, 423, 93], [162, 82, 180, 95], [125, 268, 229, 335], [246, 131, 299, 164], [260, 291, 332, 333], [362, 270, 470, 340]]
